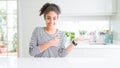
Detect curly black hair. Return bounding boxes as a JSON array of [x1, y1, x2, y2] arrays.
[[39, 3, 61, 16]]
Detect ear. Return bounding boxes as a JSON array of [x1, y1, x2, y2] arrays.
[[44, 14, 46, 20]]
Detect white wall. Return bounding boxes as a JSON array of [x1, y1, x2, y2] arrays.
[[18, 0, 120, 57], [18, 0, 50, 57], [111, 0, 120, 42]]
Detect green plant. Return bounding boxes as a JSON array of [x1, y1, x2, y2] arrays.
[[0, 8, 6, 15], [70, 32, 75, 41], [65, 31, 70, 37], [65, 31, 75, 41], [12, 33, 18, 52], [79, 30, 87, 36], [0, 15, 7, 47]]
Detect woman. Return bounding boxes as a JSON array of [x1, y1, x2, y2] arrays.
[[29, 3, 80, 57]]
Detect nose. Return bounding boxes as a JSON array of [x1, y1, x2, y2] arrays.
[[49, 18, 54, 23]]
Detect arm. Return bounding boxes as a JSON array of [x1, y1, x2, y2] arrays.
[[57, 32, 68, 57], [29, 27, 40, 56], [58, 32, 80, 57], [57, 43, 74, 57], [38, 42, 51, 52], [66, 44, 74, 53], [66, 38, 80, 53], [39, 36, 58, 52]]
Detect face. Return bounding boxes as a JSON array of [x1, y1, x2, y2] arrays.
[[44, 11, 58, 28]]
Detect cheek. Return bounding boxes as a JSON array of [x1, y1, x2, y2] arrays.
[[44, 19, 49, 23], [46, 20, 49, 23], [54, 19, 58, 22]]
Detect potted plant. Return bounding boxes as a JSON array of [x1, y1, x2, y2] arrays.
[[0, 28, 6, 53], [12, 33, 18, 52], [65, 31, 75, 43], [70, 32, 75, 41]]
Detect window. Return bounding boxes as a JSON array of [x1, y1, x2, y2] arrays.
[[57, 17, 110, 32], [57, 16, 110, 46], [0, 0, 18, 57]]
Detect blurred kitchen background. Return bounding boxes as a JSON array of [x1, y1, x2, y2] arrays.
[[0, 0, 120, 58]]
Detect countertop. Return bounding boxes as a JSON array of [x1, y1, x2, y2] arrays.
[[75, 44, 120, 48], [0, 57, 120, 68], [74, 41, 120, 48]]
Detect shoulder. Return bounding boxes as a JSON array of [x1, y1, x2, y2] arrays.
[[34, 26, 43, 30], [32, 27, 44, 34], [33, 27, 44, 31]]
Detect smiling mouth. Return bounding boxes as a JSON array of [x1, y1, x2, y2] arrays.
[[48, 23, 55, 26]]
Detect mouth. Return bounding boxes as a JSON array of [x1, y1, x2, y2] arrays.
[[48, 23, 55, 26]]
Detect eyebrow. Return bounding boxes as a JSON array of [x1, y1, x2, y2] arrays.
[[46, 16, 57, 18]]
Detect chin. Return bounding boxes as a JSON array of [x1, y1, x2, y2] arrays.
[[47, 26, 53, 28], [47, 24, 55, 28]]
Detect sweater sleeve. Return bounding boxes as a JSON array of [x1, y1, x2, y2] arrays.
[[29, 27, 41, 56], [58, 32, 68, 57]]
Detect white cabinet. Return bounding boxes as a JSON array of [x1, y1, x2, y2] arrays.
[[50, 0, 117, 16], [105, 0, 117, 14]]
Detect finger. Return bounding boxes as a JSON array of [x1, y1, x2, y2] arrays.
[[74, 37, 81, 42], [56, 34, 59, 37], [55, 35, 60, 39]]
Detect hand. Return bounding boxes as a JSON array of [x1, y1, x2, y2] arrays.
[[49, 35, 59, 47], [74, 37, 81, 44]]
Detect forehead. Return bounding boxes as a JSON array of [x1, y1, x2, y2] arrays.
[[45, 11, 58, 17]]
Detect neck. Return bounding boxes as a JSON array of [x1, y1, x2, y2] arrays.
[[44, 27, 57, 34]]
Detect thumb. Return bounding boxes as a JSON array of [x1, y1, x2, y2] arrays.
[[55, 34, 60, 38]]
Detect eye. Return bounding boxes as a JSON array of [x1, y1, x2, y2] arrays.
[[53, 17, 57, 20], [46, 17, 50, 20]]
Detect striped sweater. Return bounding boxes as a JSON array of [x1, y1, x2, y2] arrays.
[[29, 27, 68, 57]]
